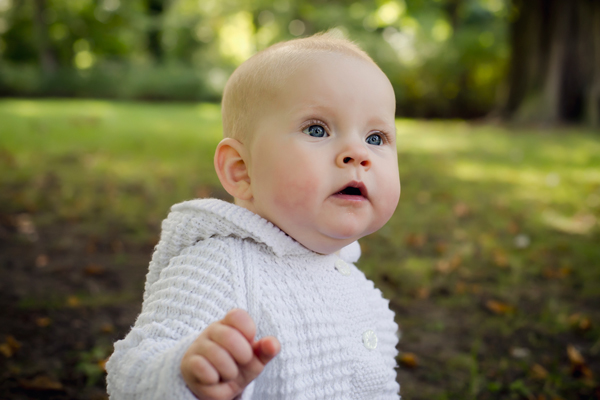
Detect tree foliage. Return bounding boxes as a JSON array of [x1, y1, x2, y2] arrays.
[[1, 0, 512, 118]]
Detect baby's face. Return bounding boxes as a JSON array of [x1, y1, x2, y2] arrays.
[[244, 53, 400, 254]]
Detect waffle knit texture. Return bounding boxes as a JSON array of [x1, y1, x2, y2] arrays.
[[106, 199, 400, 399]]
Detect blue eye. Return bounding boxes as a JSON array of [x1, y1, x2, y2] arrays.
[[366, 133, 383, 145], [303, 124, 327, 137]]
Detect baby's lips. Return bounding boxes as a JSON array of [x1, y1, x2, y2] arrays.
[[333, 180, 368, 198]]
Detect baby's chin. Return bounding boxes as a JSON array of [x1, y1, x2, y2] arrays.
[[242, 199, 375, 254], [299, 239, 355, 255], [279, 216, 388, 255], [291, 229, 366, 255]]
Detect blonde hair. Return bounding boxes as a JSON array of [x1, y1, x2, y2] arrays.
[[221, 32, 377, 142]]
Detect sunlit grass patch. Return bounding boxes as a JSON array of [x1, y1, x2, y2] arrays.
[[0, 99, 226, 238]]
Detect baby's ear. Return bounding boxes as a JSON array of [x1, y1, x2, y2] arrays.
[[214, 138, 253, 201]]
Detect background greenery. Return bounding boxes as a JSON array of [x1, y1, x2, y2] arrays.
[[0, 99, 599, 399], [0, 0, 508, 118]]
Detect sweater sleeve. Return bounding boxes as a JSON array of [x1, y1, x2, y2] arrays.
[[106, 237, 247, 400]]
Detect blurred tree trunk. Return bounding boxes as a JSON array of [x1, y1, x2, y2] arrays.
[[32, 0, 57, 76], [146, 0, 165, 63], [501, 0, 600, 127]]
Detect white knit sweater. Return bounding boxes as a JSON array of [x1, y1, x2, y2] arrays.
[[106, 199, 400, 399]]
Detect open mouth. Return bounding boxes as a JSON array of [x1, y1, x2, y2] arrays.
[[339, 186, 363, 196], [334, 181, 368, 199]]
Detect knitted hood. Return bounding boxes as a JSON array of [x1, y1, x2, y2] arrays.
[[143, 199, 361, 301]]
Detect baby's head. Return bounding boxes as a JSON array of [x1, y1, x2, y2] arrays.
[[215, 33, 401, 254]]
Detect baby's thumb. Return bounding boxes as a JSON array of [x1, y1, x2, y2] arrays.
[[253, 336, 280, 365]]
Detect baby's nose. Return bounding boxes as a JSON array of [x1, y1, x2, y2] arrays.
[[336, 145, 371, 169]]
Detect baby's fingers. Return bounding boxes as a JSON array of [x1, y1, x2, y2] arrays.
[[186, 354, 219, 385], [195, 381, 244, 400], [209, 323, 254, 366], [253, 336, 281, 365], [236, 336, 281, 384], [221, 309, 256, 342], [201, 340, 239, 382]]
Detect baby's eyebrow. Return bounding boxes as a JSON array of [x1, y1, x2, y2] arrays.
[[295, 103, 336, 113], [290, 103, 396, 132], [367, 117, 395, 132]]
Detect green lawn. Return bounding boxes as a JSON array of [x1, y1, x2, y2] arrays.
[[1, 99, 599, 399]]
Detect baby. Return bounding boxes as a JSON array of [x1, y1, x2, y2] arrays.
[[106, 32, 401, 399]]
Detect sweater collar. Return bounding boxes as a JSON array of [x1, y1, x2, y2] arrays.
[[169, 198, 360, 262]]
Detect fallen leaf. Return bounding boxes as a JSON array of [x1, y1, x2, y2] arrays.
[[6, 334, 19, 346], [399, 353, 418, 368], [415, 287, 430, 299], [492, 249, 509, 268], [485, 300, 514, 315], [578, 317, 592, 331], [543, 267, 571, 279], [455, 281, 467, 294], [98, 358, 109, 371], [470, 284, 482, 294], [15, 214, 38, 241], [406, 233, 426, 249], [510, 347, 530, 358], [450, 255, 462, 269], [453, 202, 470, 218], [0, 335, 22, 357], [436, 260, 454, 274], [559, 266, 572, 277], [435, 242, 448, 255], [531, 363, 548, 380], [86, 240, 97, 254], [67, 296, 81, 307], [568, 313, 581, 324], [571, 362, 595, 382], [568, 314, 592, 331], [0, 343, 12, 357], [35, 254, 48, 268], [84, 264, 106, 276], [567, 344, 585, 366], [36, 317, 52, 327], [508, 220, 520, 234], [19, 376, 64, 391], [111, 240, 124, 253], [579, 365, 594, 379]]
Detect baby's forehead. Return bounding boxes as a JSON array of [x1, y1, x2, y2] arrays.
[[221, 38, 388, 142], [251, 51, 380, 99]]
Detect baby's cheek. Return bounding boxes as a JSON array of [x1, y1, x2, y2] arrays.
[[377, 179, 401, 222], [260, 150, 322, 224], [272, 175, 315, 213]]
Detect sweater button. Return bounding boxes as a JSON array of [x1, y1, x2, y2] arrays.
[[362, 330, 378, 350], [334, 259, 351, 276]]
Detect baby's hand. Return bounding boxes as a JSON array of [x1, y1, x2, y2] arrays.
[[181, 309, 280, 400]]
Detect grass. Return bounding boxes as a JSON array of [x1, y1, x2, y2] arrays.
[[0, 99, 224, 241], [1, 99, 599, 399]]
